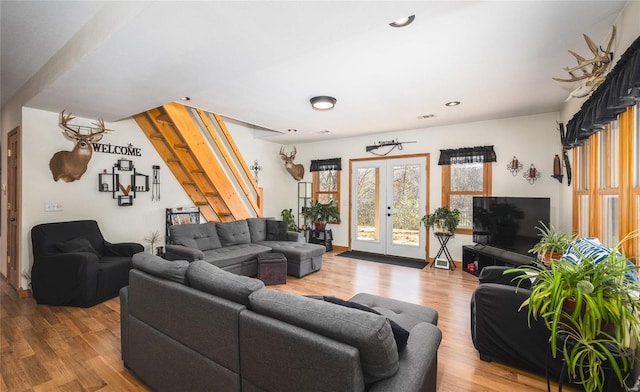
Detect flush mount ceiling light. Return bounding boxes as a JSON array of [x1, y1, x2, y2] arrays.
[[445, 101, 461, 107], [180, 96, 191, 101], [389, 15, 415, 28], [310, 96, 337, 111]]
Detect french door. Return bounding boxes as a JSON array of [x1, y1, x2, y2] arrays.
[[350, 156, 427, 259]]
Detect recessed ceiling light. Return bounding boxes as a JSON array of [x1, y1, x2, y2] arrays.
[[445, 101, 460, 107], [389, 15, 415, 28], [310, 96, 337, 111], [180, 96, 191, 101]]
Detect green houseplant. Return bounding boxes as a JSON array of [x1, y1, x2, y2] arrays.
[[529, 221, 576, 265], [506, 233, 640, 392], [421, 206, 461, 234], [280, 208, 299, 232], [302, 200, 341, 231]]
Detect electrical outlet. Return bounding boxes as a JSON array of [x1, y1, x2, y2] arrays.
[[44, 202, 64, 212]]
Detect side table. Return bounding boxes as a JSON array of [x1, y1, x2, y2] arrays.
[[431, 233, 455, 270], [308, 229, 333, 251]]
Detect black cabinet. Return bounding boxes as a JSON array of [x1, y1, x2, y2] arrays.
[[462, 244, 535, 276], [309, 229, 333, 251]]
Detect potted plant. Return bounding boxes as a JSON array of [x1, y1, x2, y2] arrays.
[[421, 206, 461, 234], [302, 200, 340, 231], [529, 221, 576, 265], [506, 233, 640, 392], [280, 208, 299, 232]]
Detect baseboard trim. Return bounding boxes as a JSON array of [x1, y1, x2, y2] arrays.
[[18, 287, 32, 299]]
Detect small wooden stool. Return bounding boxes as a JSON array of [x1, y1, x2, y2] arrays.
[[257, 252, 287, 285]]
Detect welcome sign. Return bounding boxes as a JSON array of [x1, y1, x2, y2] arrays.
[[92, 143, 142, 157]]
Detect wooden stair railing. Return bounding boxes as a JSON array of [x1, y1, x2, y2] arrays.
[[134, 103, 262, 222]]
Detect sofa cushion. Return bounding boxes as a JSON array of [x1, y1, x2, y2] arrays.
[[322, 296, 409, 353], [56, 236, 100, 256], [216, 221, 251, 247], [187, 260, 264, 306], [249, 289, 399, 384], [266, 220, 288, 241], [246, 218, 268, 243], [170, 222, 221, 251], [202, 244, 272, 269], [132, 252, 189, 284]]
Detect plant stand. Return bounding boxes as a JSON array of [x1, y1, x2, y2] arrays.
[[431, 233, 454, 270]]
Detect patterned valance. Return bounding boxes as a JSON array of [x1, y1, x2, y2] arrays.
[[310, 158, 342, 172], [438, 145, 497, 165], [564, 35, 640, 149]]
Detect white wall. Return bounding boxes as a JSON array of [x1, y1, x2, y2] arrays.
[[14, 107, 307, 289], [288, 111, 563, 261], [19, 107, 193, 288]]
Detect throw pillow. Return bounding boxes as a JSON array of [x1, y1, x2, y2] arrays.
[[562, 237, 637, 282], [266, 220, 289, 241], [56, 237, 100, 256], [322, 296, 410, 353]]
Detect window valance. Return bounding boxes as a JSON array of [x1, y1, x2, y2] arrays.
[[310, 158, 342, 172], [438, 146, 496, 165], [564, 35, 640, 149]]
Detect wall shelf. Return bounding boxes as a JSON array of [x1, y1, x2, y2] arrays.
[[98, 160, 148, 206]]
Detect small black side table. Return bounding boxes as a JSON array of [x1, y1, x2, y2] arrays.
[[309, 229, 333, 251], [431, 233, 455, 270]]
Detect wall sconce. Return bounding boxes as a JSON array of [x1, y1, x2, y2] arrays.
[[523, 164, 540, 185], [250, 160, 263, 184], [506, 156, 523, 176]]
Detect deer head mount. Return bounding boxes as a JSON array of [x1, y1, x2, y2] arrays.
[[279, 145, 304, 181], [49, 110, 113, 182], [553, 26, 616, 100]]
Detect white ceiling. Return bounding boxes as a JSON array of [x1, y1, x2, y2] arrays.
[[0, 1, 627, 143]]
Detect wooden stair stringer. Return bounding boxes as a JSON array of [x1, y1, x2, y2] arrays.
[[133, 109, 221, 222]]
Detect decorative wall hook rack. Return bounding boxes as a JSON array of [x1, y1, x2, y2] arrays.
[[523, 164, 541, 185], [506, 156, 523, 176]]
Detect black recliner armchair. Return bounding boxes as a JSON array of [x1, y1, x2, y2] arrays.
[[470, 266, 566, 380], [31, 220, 144, 307]]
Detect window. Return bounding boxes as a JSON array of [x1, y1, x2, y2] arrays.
[[310, 158, 341, 221], [439, 146, 495, 233], [573, 104, 637, 254]]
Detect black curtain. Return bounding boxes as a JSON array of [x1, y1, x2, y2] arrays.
[[310, 158, 342, 172], [438, 146, 497, 166], [564, 35, 640, 149]]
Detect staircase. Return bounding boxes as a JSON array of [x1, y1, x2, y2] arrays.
[[134, 102, 262, 222]]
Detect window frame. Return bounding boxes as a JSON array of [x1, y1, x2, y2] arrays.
[[442, 162, 492, 235], [312, 170, 341, 223], [573, 104, 637, 256]]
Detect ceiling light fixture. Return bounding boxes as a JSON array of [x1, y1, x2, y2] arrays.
[[180, 96, 191, 101], [389, 15, 415, 28], [445, 101, 460, 107], [310, 96, 337, 111]]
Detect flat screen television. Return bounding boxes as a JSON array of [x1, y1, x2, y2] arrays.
[[472, 196, 550, 256]]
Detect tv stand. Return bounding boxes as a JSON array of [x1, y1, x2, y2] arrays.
[[462, 244, 535, 277]]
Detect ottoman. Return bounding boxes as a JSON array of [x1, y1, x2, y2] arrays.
[[257, 252, 287, 285]]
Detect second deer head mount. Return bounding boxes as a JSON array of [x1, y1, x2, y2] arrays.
[[279, 145, 305, 181], [49, 110, 113, 182]]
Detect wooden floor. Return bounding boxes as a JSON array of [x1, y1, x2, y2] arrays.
[[0, 251, 575, 391]]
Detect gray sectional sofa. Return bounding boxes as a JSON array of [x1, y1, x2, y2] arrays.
[[165, 217, 325, 277], [121, 253, 442, 392]]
